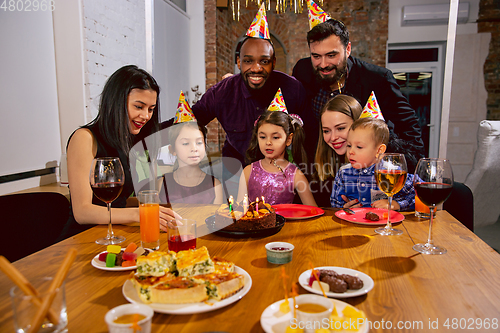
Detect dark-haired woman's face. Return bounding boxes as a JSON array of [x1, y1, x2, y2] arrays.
[[127, 88, 157, 135]]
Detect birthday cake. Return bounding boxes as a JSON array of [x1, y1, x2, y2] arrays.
[[215, 200, 276, 231]]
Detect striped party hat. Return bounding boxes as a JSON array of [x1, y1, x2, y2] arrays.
[[246, 3, 270, 39], [359, 91, 385, 120], [308, 0, 331, 30], [173, 91, 196, 124]]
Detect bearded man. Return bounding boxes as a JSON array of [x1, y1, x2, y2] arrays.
[[292, 19, 425, 168]]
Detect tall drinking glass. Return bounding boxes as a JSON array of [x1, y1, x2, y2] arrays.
[[374, 153, 408, 236], [138, 190, 160, 250], [413, 158, 454, 255], [90, 157, 126, 245]]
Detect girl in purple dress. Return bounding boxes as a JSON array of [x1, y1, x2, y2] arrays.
[[237, 111, 317, 206]]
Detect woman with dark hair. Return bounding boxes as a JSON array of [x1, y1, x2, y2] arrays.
[[61, 65, 178, 239]]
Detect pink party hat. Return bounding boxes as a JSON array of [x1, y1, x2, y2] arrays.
[[268, 88, 288, 113], [173, 91, 196, 124], [246, 3, 270, 39], [308, 0, 332, 30], [359, 91, 385, 120]]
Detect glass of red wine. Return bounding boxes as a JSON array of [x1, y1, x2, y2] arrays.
[[90, 157, 126, 245], [375, 153, 408, 236], [413, 158, 454, 254]]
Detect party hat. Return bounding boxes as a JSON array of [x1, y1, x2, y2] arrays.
[[359, 91, 385, 120], [268, 88, 288, 113], [308, 0, 331, 30], [246, 3, 270, 39], [173, 91, 196, 124]]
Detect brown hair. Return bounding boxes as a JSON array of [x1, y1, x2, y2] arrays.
[[314, 95, 362, 180], [246, 111, 307, 166], [168, 121, 208, 170], [350, 117, 389, 146]]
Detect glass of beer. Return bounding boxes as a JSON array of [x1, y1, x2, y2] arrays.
[[138, 190, 160, 250]]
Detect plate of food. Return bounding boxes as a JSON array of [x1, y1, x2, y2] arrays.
[[334, 207, 404, 225], [91, 245, 152, 271], [123, 246, 252, 314], [272, 204, 324, 220], [123, 266, 252, 314], [298, 266, 374, 299], [260, 296, 368, 333], [205, 214, 285, 238]]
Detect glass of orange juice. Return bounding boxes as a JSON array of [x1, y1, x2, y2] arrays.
[[415, 193, 436, 219], [138, 190, 160, 250]]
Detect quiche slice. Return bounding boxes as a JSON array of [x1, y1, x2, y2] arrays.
[[194, 271, 245, 301], [130, 272, 177, 303], [136, 251, 176, 277], [176, 246, 215, 277], [212, 256, 235, 273]]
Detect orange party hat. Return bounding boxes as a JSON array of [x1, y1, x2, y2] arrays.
[[246, 3, 270, 39], [173, 91, 196, 124], [267, 88, 288, 113], [360, 91, 385, 120], [308, 0, 331, 30]]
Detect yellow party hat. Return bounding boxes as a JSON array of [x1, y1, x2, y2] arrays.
[[268, 88, 288, 113], [308, 0, 332, 30], [173, 91, 196, 124], [359, 91, 385, 120], [246, 3, 270, 39]]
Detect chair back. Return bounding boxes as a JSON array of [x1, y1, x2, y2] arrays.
[[464, 120, 500, 228], [0, 192, 69, 262]]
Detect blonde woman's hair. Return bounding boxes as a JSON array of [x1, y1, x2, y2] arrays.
[[314, 95, 362, 180]]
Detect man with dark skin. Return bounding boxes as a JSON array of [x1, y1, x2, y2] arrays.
[[192, 37, 311, 168]]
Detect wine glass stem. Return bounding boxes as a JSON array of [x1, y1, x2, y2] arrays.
[[107, 203, 115, 240], [385, 195, 393, 230], [426, 206, 435, 246]]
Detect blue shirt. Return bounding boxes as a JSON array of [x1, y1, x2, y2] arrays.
[[191, 71, 312, 166], [331, 164, 415, 211]]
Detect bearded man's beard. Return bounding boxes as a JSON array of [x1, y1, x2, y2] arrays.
[[313, 56, 348, 87]]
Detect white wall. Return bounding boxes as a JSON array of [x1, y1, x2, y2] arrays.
[[389, 0, 479, 43], [388, 0, 487, 182], [153, 0, 191, 121], [82, 0, 147, 121], [0, 10, 61, 195]]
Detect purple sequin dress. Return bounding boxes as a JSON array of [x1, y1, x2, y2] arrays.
[[247, 160, 297, 205]]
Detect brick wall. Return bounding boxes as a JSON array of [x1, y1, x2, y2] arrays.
[[478, 0, 500, 120], [82, 0, 147, 122], [204, 0, 389, 150]]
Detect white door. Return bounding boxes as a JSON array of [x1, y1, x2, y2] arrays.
[[387, 43, 445, 158]]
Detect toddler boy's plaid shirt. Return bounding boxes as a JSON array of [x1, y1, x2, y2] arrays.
[[331, 164, 415, 211]]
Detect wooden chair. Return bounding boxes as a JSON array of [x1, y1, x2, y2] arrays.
[[0, 192, 69, 262]]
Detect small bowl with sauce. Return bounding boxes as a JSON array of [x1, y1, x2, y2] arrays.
[[295, 294, 334, 333], [105, 303, 154, 333], [265, 241, 294, 264]]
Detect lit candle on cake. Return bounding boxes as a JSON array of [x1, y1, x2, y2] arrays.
[[243, 194, 249, 213], [228, 195, 234, 213], [255, 197, 259, 215], [261, 196, 265, 207]]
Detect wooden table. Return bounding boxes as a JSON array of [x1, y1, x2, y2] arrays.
[[1, 207, 499, 333]]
